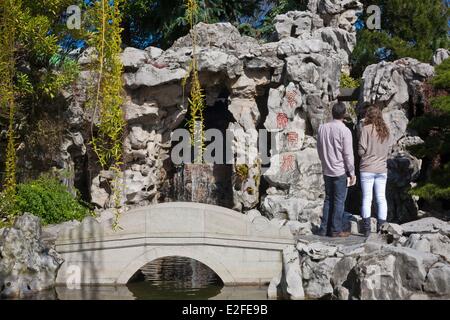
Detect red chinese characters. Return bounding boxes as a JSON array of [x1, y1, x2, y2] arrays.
[[281, 154, 295, 172], [287, 132, 299, 147], [286, 91, 298, 108], [277, 113, 289, 129]]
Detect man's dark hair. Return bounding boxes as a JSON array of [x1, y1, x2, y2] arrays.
[[332, 102, 347, 120]]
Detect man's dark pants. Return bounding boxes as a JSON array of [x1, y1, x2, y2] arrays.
[[319, 174, 348, 236]]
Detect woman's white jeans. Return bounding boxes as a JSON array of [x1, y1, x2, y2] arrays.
[[360, 172, 388, 220]]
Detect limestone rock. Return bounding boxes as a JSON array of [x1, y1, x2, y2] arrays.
[[230, 73, 256, 99], [286, 221, 313, 236], [423, 263, 450, 295], [404, 233, 450, 263], [383, 108, 409, 143], [126, 125, 153, 150], [297, 241, 338, 260], [264, 83, 304, 132], [262, 195, 305, 221], [197, 49, 243, 78], [279, 38, 332, 60], [351, 246, 439, 299], [401, 218, 450, 236], [314, 27, 356, 65], [337, 243, 365, 257], [0, 214, 63, 298], [262, 194, 323, 231], [124, 99, 164, 124], [313, 0, 363, 32], [380, 223, 404, 238], [264, 148, 323, 194], [282, 246, 305, 300], [90, 174, 111, 208], [360, 58, 434, 109], [331, 256, 357, 287], [386, 150, 422, 222], [333, 285, 350, 300], [432, 48, 450, 66], [121, 47, 149, 70], [124, 64, 187, 89], [274, 11, 324, 39], [351, 252, 402, 299], [144, 46, 164, 60], [291, 217, 450, 300], [228, 98, 260, 130], [124, 170, 156, 204], [172, 22, 260, 58], [302, 256, 340, 299]]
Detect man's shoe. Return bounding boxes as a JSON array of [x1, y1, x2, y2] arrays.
[[377, 220, 387, 233], [362, 218, 371, 237], [331, 231, 351, 238]]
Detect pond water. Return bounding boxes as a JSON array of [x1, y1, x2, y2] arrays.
[[16, 256, 270, 300]]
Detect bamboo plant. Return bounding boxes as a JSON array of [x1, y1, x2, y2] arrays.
[[87, 0, 126, 230], [183, 0, 207, 164], [0, 0, 20, 222]]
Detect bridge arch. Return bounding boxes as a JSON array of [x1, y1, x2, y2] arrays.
[[54, 202, 294, 285], [117, 246, 235, 284]]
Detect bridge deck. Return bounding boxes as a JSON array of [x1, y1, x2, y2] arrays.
[[54, 202, 295, 286]]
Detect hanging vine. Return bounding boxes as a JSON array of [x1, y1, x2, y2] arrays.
[[87, 0, 126, 230], [183, 0, 207, 164], [0, 0, 20, 222]]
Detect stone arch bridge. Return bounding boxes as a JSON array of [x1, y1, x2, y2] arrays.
[[55, 203, 294, 285]]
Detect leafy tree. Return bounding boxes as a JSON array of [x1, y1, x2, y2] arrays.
[[352, 0, 449, 77], [119, 0, 261, 49], [0, 0, 81, 224], [0, 0, 82, 106], [84, 0, 126, 230], [409, 58, 450, 204]]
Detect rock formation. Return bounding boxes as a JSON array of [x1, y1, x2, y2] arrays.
[[0, 214, 63, 298], [358, 58, 436, 222], [21, 4, 445, 229], [55, 3, 364, 225], [1, 0, 448, 301], [271, 217, 450, 300]]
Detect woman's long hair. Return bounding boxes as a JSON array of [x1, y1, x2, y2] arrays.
[[364, 106, 390, 143]]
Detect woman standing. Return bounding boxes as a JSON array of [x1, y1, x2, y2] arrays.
[[358, 106, 392, 237]]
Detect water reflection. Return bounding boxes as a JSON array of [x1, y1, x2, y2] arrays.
[[54, 256, 269, 300], [127, 256, 224, 300], [55, 284, 269, 300]]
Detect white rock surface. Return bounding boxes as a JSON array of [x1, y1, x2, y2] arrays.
[[0, 214, 63, 298]]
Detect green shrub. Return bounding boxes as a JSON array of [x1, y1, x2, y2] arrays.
[[15, 176, 92, 225], [340, 73, 361, 89]]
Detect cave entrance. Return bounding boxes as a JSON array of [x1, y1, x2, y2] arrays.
[[166, 87, 234, 208]]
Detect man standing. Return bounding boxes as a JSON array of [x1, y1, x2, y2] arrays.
[[317, 103, 356, 237]]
